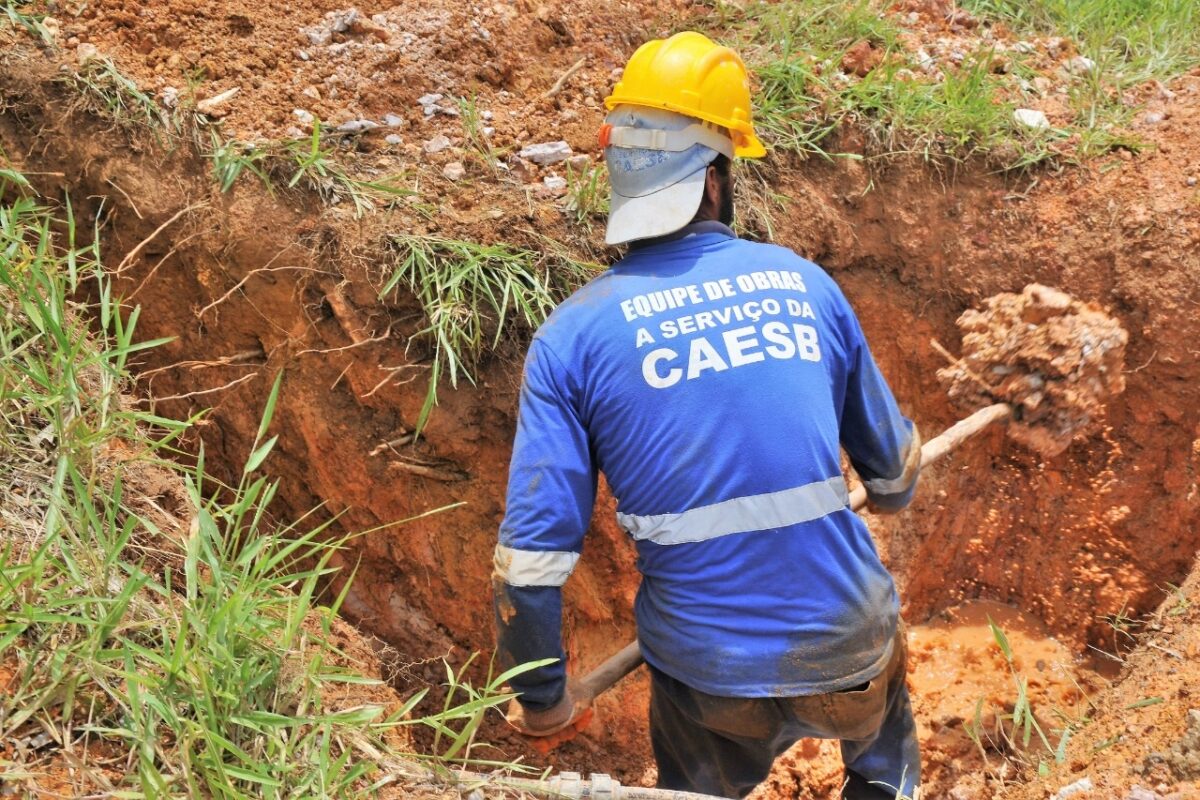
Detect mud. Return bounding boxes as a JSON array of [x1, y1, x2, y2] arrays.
[[938, 283, 1129, 457], [3, 2, 1200, 797]]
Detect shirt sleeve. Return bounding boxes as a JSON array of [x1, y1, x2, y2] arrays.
[[833, 288, 921, 512], [494, 337, 597, 710]]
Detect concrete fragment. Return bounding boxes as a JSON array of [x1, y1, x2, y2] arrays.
[[423, 134, 452, 154], [1014, 108, 1051, 129], [443, 161, 466, 181], [518, 140, 573, 166]]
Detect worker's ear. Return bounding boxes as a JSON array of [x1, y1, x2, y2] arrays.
[[704, 165, 722, 206]]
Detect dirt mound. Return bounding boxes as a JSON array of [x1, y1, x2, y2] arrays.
[[938, 284, 1128, 457]]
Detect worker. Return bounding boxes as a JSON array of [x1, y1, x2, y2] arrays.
[[493, 31, 922, 800]]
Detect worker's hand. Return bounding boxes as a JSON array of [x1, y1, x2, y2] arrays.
[[504, 679, 593, 754]]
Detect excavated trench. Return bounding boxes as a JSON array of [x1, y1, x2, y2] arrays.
[[4, 36, 1200, 798]]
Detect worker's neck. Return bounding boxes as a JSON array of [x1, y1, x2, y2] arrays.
[[629, 219, 735, 249]]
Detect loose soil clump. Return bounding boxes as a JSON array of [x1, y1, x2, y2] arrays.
[[938, 283, 1128, 457]]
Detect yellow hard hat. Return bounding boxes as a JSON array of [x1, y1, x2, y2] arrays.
[[604, 31, 766, 159]]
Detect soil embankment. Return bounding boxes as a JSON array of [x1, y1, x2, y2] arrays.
[[3, 4, 1200, 796]]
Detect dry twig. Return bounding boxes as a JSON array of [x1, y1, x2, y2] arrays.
[[542, 57, 587, 100]]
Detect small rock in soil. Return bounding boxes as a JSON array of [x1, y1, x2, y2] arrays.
[[417, 93, 444, 108], [841, 40, 882, 77], [1143, 111, 1166, 125], [385, 134, 402, 146], [292, 108, 314, 126], [543, 174, 567, 192], [1163, 709, 1200, 780], [1064, 55, 1097, 75], [329, 8, 359, 34], [337, 119, 378, 133], [384, 113, 404, 128], [76, 42, 99, 64], [566, 154, 591, 172], [518, 140, 573, 165], [423, 134, 452, 154], [160, 86, 179, 108], [1053, 777, 1094, 799], [1126, 787, 1162, 800], [443, 161, 466, 181], [1014, 108, 1051, 129]]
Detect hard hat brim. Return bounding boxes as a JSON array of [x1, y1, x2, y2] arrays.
[[736, 131, 767, 159], [605, 162, 707, 246]]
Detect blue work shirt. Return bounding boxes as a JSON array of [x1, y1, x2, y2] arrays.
[[494, 222, 918, 708]]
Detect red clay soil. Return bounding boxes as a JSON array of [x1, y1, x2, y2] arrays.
[[3, 1, 1200, 796]]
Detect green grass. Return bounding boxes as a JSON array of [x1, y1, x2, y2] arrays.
[[964, 0, 1200, 154], [711, 0, 1199, 167], [563, 161, 609, 229], [457, 94, 505, 176], [724, 0, 1046, 165], [380, 235, 598, 435], [0, 168, 547, 796], [962, 618, 1085, 783], [203, 125, 418, 217], [207, 133, 272, 194], [65, 54, 175, 135]]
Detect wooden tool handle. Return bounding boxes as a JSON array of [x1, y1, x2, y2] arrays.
[[579, 640, 644, 702], [578, 402, 1013, 701], [846, 402, 1012, 511]]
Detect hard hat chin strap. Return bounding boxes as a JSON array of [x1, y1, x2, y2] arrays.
[[599, 121, 735, 159]]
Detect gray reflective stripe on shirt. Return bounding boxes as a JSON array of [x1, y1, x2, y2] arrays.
[[863, 471, 916, 496], [862, 441, 919, 496], [616, 476, 850, 546], [494, 544, 580, 587]]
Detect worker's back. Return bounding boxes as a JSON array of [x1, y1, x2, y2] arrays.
[[501, 224, 917, 696]]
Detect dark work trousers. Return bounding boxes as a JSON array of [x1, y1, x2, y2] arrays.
[[648, 626, 919, 799]]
